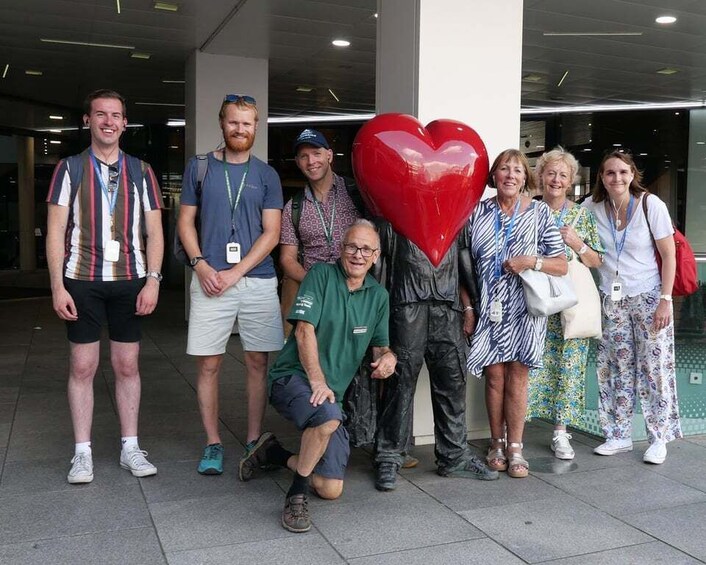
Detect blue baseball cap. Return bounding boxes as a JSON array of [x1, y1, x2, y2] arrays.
[[293, 128, 330, 152]]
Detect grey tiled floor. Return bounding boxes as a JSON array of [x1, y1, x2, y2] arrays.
[[1, 291, 705, 564]]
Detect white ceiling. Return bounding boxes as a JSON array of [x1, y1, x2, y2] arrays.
[[1, 0, 705, 132]]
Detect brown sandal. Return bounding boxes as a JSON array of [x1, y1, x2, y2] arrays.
[[507, 442, 529, 478], [486, 438, 508, 472]]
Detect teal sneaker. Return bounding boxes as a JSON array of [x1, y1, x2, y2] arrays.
[[197, 443, 224, 475]]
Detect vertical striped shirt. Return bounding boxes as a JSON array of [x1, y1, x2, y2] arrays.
[[46, 149, 164, 281]]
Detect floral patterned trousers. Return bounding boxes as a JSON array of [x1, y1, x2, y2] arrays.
[[596, 287, 682, 444]]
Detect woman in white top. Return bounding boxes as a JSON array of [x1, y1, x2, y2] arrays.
[[582, 150, 682, 464]]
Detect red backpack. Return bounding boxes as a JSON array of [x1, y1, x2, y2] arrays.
[[642, 193, 698, 296]]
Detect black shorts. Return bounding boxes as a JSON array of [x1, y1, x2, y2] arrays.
[[64, 277, 145, 344]]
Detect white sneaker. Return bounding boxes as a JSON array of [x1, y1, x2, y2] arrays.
[[593, 438, 633, 456], [643, 442, 667, 464], [120, 446, 157, 477], [68, 452, 94, 484], [551, 432, 575, 460]]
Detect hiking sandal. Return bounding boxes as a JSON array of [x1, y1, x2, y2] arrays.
[[486, 438, 508, 472], [507, 442, 529, 478]]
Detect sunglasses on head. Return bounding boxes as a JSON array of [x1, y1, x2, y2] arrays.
[[224, 94, 256, 105]]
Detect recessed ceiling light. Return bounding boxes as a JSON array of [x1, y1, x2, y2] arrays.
[[41, 38, 135, 50], [130, 52, 151, 60], [154, 2, 178, 11], [162, 79, 185, 84], [332, 39, 350, 47], [50, 140, 61, 145], [116, 0, 121, 14], [655, 15, 677, 24], [50, 115, 63, 120], [613, 143, 622, 147], [656, 67, 679, 75], [639, 152, 648, 156], [296, 86, 313, 92], [2, 64, 8, 79], [522, 74, 543, 83], [328, 88, 340, 102], [167, 119, 186, 127], [49, 129, 61, 133], [25, 70, 43, 76], [374, 13, 378, 18]]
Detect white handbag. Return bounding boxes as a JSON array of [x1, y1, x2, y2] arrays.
[[519, 205, 578, 317], [560, 208, 602, 339]]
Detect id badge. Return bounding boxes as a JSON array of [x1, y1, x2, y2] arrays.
[[489, 299, 503, 323], [104, 239, 120, 262], [610, 280, 623, 302], [226, 242, 241, 264]]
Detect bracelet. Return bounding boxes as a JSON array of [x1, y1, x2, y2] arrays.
[[463, 305, 474, 312], [534, 256, 544, 271], [578, 244, 589, 255], [660, 294, 673, 302]]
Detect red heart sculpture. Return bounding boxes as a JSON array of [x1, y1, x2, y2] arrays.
[[352, 113, 489, 266]]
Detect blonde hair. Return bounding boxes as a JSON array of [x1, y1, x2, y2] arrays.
[[535, 146, 580, 188]]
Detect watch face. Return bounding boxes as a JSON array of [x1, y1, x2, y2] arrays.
[[190, 257, 199, 267]]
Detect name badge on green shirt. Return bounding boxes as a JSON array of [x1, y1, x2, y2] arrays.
[[353, 326, 368, 334]]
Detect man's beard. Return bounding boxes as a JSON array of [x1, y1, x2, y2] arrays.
[[224, 133, 254, 153]]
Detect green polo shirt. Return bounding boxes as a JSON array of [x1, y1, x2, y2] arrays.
[[268, 261, 390, 403]]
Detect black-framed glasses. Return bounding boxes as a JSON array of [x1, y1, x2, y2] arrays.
[[342, 244, 378, 258], [224, 94, 256, 105], [108, 165, 119, 193]]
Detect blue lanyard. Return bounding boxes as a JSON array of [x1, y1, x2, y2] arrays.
[[90, 151, 122, 218], [494, 198, 521, 279], [609, 195, 634, 276], [553, 203, 569, 228], [223, 154, 250, 236]]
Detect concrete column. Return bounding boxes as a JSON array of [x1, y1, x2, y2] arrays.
[[376, 0, 524, 441], [182, 51, 269, 317], [16, 136, 36, 271]]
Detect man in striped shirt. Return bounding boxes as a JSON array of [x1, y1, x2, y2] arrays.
[[46, 89, 164, 484]]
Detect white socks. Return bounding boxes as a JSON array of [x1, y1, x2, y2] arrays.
[[121, 436, 139, 452], [75, 441, 92, 455]]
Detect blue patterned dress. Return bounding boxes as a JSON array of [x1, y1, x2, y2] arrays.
[[527, 205, 604, 425], [467, 198, 564, 377]]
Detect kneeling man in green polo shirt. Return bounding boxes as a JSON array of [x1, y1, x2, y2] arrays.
[[239, 219, 396, 533]]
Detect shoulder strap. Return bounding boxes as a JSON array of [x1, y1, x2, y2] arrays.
[[642, 193, 656, 243], [291, 189, 305, 236], [124, 154, 146, 203], [533, 202, 539, 253], [195, 154, 208, 204], [342, 176, 367, 217]]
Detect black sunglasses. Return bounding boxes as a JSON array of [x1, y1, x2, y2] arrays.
[[224, 94, 256, 105]]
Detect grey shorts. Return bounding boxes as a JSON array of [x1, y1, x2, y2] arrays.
[[187, 275, 284, 355], [269, 374, 349, 480]]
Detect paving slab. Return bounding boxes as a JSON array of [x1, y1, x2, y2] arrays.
[[623, 501, 706, 561], [0, 527, 165, 565], [150, 487, 292, 552], [546, 540, 702, 564], [312, 489, 485, 559], [348, 538, 525, 565], [0, 483, 151, 545], [539, 465, 706, 516], [460, 493, 651, 563], [166, 534, 345, 565]]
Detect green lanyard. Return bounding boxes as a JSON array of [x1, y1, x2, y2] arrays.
[[223, 153, 250, 236], [311, 185, 337, 246]]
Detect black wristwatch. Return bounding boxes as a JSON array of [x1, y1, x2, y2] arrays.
[[190, 256, 205, 268]]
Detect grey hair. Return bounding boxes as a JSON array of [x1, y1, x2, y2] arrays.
[[535, 146, 580, 187], [343, 219, 380, 247]]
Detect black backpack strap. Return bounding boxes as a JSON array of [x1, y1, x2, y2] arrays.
[[124, 154, 147, 202], [342, 176, 368, 218], [195, 154, 208, 204], [291, 189, 305, 240]]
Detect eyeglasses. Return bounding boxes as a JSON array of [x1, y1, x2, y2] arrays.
[[224, 94, 256, 105], [342, 244, 378, 258], [108, 165, 119, 193]]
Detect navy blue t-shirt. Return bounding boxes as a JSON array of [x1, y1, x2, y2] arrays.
[[181, 152, 283, 277]]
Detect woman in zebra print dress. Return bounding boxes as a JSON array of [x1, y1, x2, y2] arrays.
[[466, 149, 566, 477]]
